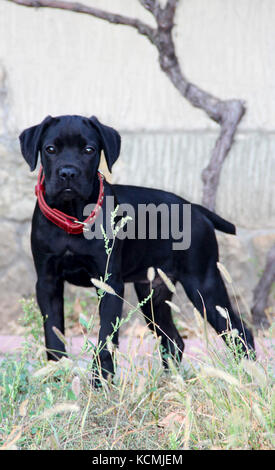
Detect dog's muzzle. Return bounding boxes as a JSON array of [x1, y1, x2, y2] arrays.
[[35, 166, 105, 234]]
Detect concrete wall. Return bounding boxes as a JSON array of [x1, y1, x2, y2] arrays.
[[0, 0, 274, 328]]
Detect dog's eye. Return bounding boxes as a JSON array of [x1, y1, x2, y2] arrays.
[[84, 146, 95, 155], [45, 145, 56, 155]]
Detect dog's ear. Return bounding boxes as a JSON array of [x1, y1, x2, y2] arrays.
[[89, 116, 121, 172], [19, 115, 53, 171]]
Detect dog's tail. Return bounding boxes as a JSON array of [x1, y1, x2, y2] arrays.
[[194, 204, 236, 235]]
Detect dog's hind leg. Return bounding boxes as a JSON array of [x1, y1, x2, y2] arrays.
[[179, 261, 255, 356], [134, 281, 184, 367]]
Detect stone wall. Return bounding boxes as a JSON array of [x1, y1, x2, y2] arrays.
[[0, 0, 274, 329]]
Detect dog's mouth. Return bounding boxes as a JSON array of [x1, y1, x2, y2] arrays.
[[45, 185, 79, 202], [44, 176, 95, 203], [60, 187, 77, 201]]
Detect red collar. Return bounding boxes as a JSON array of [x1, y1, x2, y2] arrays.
[[35, 166, 104, 235]]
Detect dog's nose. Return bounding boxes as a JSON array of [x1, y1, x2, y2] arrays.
[[58, 166, 79, 181]]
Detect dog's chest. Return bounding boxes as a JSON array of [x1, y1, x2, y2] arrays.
[[64, 249, 74, 257], [60, 249, 98, 286], [61, 249, 92, 270]]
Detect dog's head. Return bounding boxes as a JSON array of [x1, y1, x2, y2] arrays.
[[19, 115, 121, 202]]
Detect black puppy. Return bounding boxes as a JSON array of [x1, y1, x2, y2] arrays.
[[20, 115, 254, 381]]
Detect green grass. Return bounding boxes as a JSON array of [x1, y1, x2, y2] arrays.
[[0, 294, 274, 450]]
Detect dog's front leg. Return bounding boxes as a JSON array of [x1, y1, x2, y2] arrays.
[[95, 279, 124, 384], [36, 276, 66, 361]]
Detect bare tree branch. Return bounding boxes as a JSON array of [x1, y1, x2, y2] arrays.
[[201, 100, 245, 208], [140, 1, 246, 209], [138, 0, 160, 17], [7, 0, 245, 209], [7, 0, 157, 43]]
